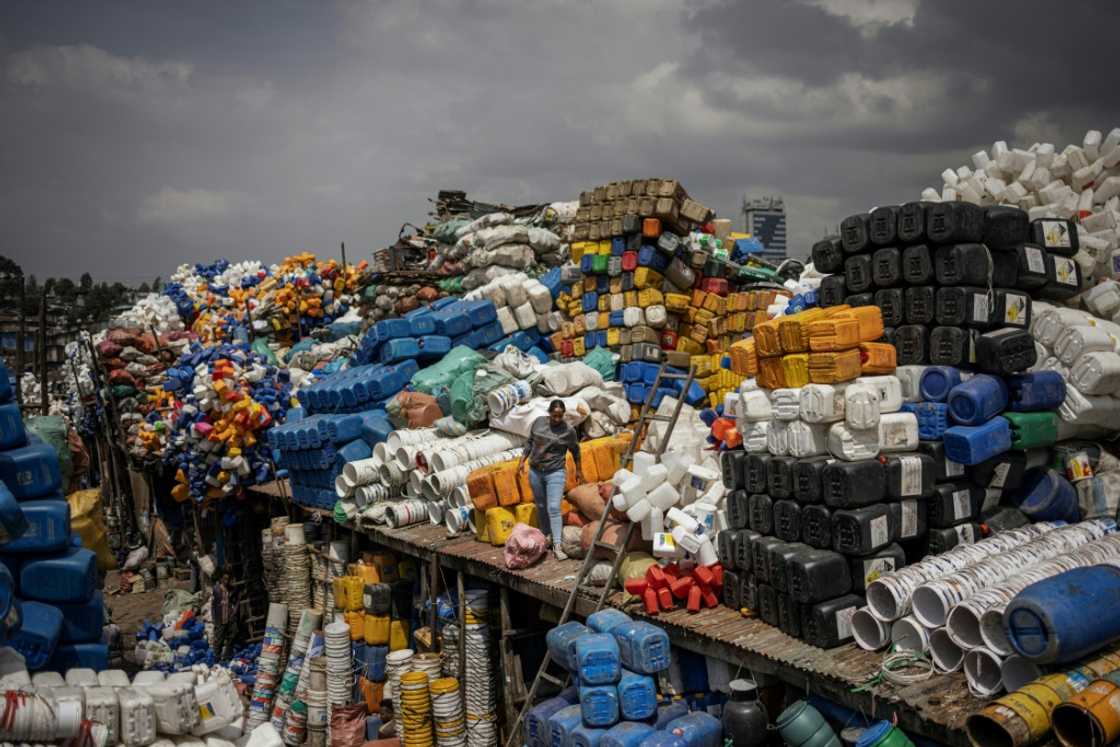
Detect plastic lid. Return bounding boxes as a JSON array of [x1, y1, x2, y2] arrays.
[[728, 679, 758, 700], [856, 721, 894, 747], [1005, 606, 1048, 657]]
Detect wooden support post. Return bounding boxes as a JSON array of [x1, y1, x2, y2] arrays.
[[456, 570, 466, 718]]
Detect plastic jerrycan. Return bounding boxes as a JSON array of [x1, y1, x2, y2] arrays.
[[2, 498, 68, 553], [19, 546, 97, 603], [0, 442, 61, 499]]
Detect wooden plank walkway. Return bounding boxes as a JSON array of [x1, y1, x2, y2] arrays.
[[256, 482, 978, 745]]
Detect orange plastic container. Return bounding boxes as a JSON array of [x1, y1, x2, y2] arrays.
[[729, 339, 758, 377], [491, 462, 522, 507], [758, 356, 784, 389], [847, 306, 885, 342], [780, 354, 810, 387], [807, 318, 861, 351], [808, 349, 862, 384], [779, 309, 826, 353], [859, 342, 897, 374], [466, 467, 498, 511], [754, 319, 783, 357]]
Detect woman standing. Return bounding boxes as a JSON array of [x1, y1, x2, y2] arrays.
[[517, 399, 584, 560]]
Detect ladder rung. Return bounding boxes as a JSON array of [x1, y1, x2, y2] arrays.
[[593, 541, 623, 552], [657, 372, 692, 380], [642, 414, 674, 423], [539, 671, 566, 688]]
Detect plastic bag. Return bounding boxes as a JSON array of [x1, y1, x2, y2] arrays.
[[583, 347, 617, 382], [536, 362, 604, 397], [411, 346, 486, 395], [27, 416, 72, 493], [504, 523, 548, 570], [561, 526, 585, 559], [567, 483, 607, 521], [67, 488, 116, 571], [489, 396, 590, 437], [492, 346, 543, 380], [330, 704, 368, 747], [620, 552, 658, 592], [451, 366, 516, 426]]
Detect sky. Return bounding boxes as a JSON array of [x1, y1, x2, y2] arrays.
[[2, 0, 1118, 283]]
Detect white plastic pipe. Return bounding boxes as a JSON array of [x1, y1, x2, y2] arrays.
[[929, 627, 965, 673], [964, 647, 1004, 697], [851, 608, 890, 651], [890, 616, 930, 653]]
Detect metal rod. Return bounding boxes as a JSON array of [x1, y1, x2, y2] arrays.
[[15, 276, 24, 405], [38, 290, 47, 415]]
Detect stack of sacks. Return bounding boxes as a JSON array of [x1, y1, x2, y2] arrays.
[[853, 520, 1119, 697], [443, 212, 568, 287], [539, 609, 708, 747], [0, 360, 108, 673], [922, 129, 1120, 285], [464, 271, 564, 341], [466, 435, 628, 549], [162, 341, 294, 503]]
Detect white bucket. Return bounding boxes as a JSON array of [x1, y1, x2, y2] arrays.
[[284, 524, 306, 546]]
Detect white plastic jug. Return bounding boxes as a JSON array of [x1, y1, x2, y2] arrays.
[[149, 680, 200, 735], [192, 672, 243, 736], [828, 423, 881, 461], [878, 412, 920, 453], [770, 389, 801, 421], [845, 384, 882, 429], [799, 384, 845, 423], [854, 375, 904, 413], [85, 686, 121, 745], [118, 686, 158, 747]]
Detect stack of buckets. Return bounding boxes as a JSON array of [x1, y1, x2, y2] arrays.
[[247, 602, 289, 728], [0, 361, 107, 672], [400, 670, 435, 747]]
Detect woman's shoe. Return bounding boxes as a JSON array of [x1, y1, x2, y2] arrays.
[[554, 547, 569, 561]]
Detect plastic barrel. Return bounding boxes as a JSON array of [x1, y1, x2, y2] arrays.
[[776, 700, 841, 747], [947, 375, 1008, 426], [1004, 565, 1120, 665], [1015, 469, 1079, 523]]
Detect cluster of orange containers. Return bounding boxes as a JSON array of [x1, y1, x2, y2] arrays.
[[727, 305, 895, 389]]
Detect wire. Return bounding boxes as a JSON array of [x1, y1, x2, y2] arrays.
[[880, 650, 935, 687]]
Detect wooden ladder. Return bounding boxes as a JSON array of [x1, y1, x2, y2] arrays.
[[501, 362, 696, 747]]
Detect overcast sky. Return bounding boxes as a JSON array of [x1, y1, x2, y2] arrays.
[[2, 0, 1118, 283]]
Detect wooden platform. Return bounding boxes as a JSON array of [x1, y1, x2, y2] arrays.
[[256, 482, 978, 745]]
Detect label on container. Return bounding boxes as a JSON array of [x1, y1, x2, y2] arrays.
[[863, 557, 896, 584], [835, 606, 857, 639], [955, 524, 976, 544], [870, 515, 888, 548], [1066, 451, 1094, 482], [1041, 220, 1073, 249], [898, 456, 923, 496], [1004, 293, 1028, 325], [945, 458, 965, 478], [1025, 245, 1047, 273], [952, 489, 973, 520], [1054, 257, 1078, 286], [989, 462, 1012, 489], [900, 500, 918, 537], [982, 489, 1002, 512], [972, 293, 991, 323]]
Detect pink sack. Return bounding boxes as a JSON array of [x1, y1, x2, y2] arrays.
[[504, 523, 548, 570]]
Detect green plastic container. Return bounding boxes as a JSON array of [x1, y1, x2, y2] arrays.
[[1001, 412, 1058, 449]]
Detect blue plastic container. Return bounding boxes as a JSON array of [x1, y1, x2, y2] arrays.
[[463, 300, 498, 327], [549, 705, 584, 747], [602, 722, 656, 747], [526, 696, 571, 747], [417, 335, 452, 361], [572, 724, 611, 747], [0, 484, 27, 546], [365, 715, 383, 741], [433, 308, 472, 338], [640, 732, 685, 747], [380, 338, 420, 364], [1005, 565, 1120, 664], [581, 685, 621, 728], [613, 621, 671, 675], [9, 600, 62, 670], [19, 547, 96, 603], [0, 443, 61, 500], [947, 375, 1009, 426], [409, 315, 437, 337], [366, 645, 388, 681], [0, 403, 26, 450], [1006, 371, 1066, 412], [576, 633, 622, 685], [0, 363, 11, 403], [338, 439, 372, 465], [943, 419, 1011, 466], [3, 499, 69, 554], [588, 609, 632, 635], [1015, 469, 1080, 523], [547, 621, 589, 671], [919, 367, 963, 403], [665, 713, 723, 747], [0, 562, 13, 620], [654, 701, 690, 730], [900, 403, 949, 440], [50, 641, 108, 671], [617, 670, 657, 720]]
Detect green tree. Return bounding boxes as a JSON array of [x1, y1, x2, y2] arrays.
[[138, 282, 151, 293], [79, 273, 92, 291], [152, 276, 162, 292], [54, 278, 76, 299]]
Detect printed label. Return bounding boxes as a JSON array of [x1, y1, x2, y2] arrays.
[[870, 515, 888, 548], [1055, 257, 1078, 286], [982, 489, 1002, 512], [898, 456, 923, 496], [863, 557, 896, 584], [1004, 293, 1028, 325], [972, 293, 990, 323], [952, 489, 972, 520], [900, 500, 918, 537], [955, 524, 976, 544], [1025, 246, 1047, 273], [1042, 220, 1073, 249], [1067, 452, 1094, 482], [199, 702, 216, 720], [989, 462, 1011, 489], [945, 458, 965, 478], [835, 606, 857, 639]]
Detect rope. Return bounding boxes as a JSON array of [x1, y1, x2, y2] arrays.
[[853, 647, 934, 692]]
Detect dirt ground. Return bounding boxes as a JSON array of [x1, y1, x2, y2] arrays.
[[103, 569, 192, 654]]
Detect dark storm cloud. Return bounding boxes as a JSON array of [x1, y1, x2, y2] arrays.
[[1, 0, 1119, 281]]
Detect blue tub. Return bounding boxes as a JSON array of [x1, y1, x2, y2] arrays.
[[576, 633, 622, 685], [9, 600, 61, 670], [581, 685, 621, 728], [613, 622, 671, 675], [0, 443, 61, 500], [617, 670, 657, 720], [20, 547, 96, 603]]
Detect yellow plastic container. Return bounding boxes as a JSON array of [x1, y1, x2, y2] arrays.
[[332, 578, 348, 610], [780, 354, 810, 388], [808, 318, 861, 351], [753, 319, 782, 357], [515, 503, 538, 528], [346, 611, 365, 640], [472, 509, 490, 543], [665, 293, 690, 313], [389, 619, 410, 651], [345, 576, 365, 611], [859, 342, 897, 374], [485, 507, 516, 546], [808, 349, 863, 384], [365, 614, 391, 645]]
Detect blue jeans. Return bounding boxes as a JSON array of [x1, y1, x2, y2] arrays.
[[529, 468, 566, 542]]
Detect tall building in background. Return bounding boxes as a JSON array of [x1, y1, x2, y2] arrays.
[[741, 195, 787, 265]]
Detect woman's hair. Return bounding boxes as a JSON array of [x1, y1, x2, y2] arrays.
[[548, 399, 566, 413]]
